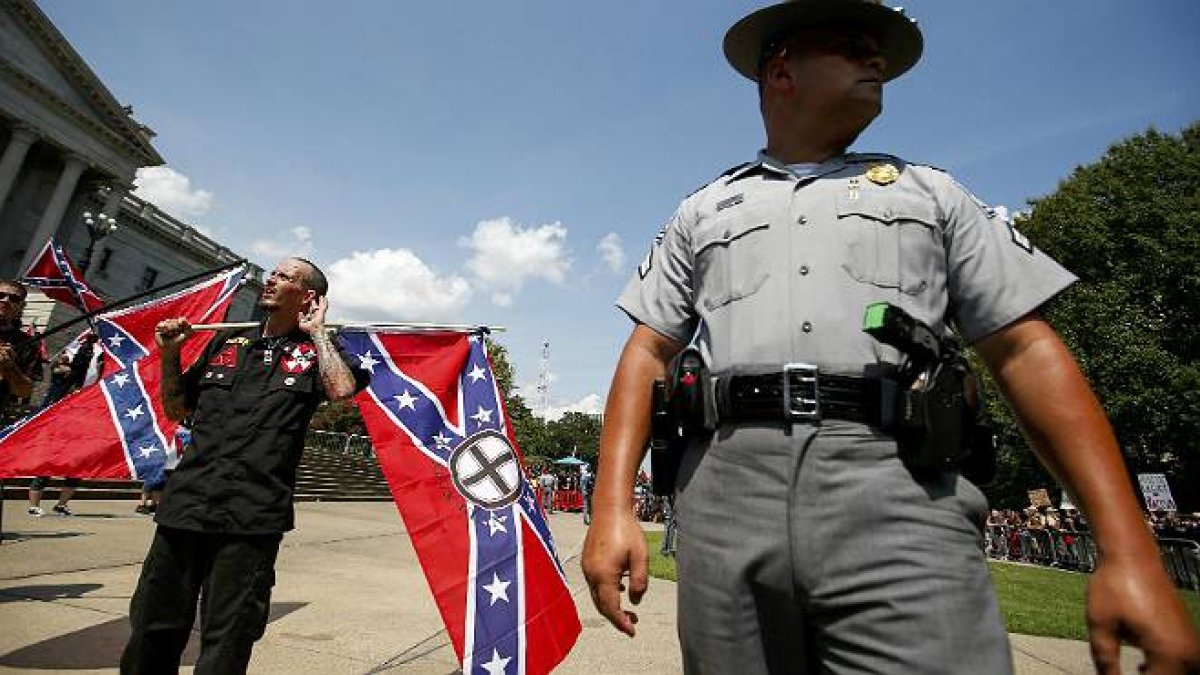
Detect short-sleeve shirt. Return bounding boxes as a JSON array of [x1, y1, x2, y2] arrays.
[[0, 322, 45, 422], [618, 152, 1077, 376], [155, 326, 369, 534]]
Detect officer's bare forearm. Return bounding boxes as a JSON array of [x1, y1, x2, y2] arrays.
[[594, 325, 683, 514], [312, 331, 357, 400], [976, 315, 1157, 562], [159, 347, 191, 421]]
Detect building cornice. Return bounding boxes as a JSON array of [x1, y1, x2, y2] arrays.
[[4, 0, 164, 167]]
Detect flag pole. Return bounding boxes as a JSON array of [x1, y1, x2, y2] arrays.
[[20, 259, 247, 347], [191, 321, 506, 334]]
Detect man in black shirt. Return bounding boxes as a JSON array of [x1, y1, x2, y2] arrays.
[[121, 258, 368, 675]]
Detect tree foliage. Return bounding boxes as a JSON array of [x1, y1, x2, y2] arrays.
[[487, 338, 601, 464], [979, 123, 1200, 511]]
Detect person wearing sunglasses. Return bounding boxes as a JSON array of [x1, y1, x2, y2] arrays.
[[0, 279, 42, 427]]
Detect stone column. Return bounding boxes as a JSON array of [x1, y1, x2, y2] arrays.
[[19, 152, 87, 272], [0, 126, 38, 218]]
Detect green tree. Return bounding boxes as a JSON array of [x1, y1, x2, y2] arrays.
[[545, 411, 603, 463], [980, 123, 1200, 511], [486, 338, 549, 456], [310, 399, 366, 435]]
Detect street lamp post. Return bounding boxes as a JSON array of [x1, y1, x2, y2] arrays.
[[77, 210, 117, 274]]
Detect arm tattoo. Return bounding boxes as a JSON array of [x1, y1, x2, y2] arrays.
[[160, 349, 191, 421], [312, 331, 357, 400]]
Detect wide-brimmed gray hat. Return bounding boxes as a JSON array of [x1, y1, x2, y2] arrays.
[[723, 0, 923, 82]]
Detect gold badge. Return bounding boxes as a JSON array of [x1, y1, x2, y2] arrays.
[[865, 163, 900, 186]]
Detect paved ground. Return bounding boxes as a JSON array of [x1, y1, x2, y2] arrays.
[[0, 499, 1142, 674]]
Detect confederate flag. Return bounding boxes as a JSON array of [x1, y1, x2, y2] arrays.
[[20, 238, 106, 313], [0, 267, 245, 485], [339, 330, 581, 675]]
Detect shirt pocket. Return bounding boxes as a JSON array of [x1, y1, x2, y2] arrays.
[[192, 374, 233, 428], [255, 372, 317, 430], [691, 212, 771, 311], [837, 196, 942, 296]]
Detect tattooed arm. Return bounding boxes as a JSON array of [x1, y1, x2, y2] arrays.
[[156, 318, 195, 421], [299, 296, 358, 400]]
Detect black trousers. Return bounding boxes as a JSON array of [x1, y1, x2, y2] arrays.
[[121, 526, 282, 675]]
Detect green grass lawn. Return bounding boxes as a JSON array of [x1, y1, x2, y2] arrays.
[[644, 532, 1200, 640]]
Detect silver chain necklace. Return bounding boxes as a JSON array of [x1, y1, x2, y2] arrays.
[[263, 335, 287, 365]]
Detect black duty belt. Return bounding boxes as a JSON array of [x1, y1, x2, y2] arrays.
[[717, 364, 891, 425]]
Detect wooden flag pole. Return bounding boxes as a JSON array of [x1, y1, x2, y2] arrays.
[[189, 321, 506, 333]]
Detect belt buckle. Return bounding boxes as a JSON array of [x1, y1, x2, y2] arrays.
[[782, 363, 820, 422]]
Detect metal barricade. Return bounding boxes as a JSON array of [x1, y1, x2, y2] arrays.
[[1158, 538, 1200, 592], [305, 429, 376, 458]]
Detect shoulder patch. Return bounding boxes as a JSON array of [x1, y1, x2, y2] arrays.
[[637, 225, 669, 279]]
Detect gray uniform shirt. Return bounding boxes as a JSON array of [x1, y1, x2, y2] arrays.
[[617, 152, 1077, 376]]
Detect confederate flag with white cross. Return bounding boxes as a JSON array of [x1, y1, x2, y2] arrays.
[[338, 329, 581, 675]]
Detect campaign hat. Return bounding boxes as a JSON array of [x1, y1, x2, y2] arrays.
[[723, 0, 923, 82]]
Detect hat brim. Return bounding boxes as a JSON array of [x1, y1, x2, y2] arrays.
[[723, 1, 923, 82]]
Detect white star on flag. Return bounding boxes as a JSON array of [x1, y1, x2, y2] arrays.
[[482, 572, 512, 606], [486, 513, 507, 536], [125, 405, 145, 421], [112, 373, 130, 388], [433, 432, 451, 449], [467, 364, 487, 382], [481, 649, 511, 675], [139, 445, 158, 459], [470, 406, 493, 424], [357, 351, 380, 373], [107, 334, 126, 348], [394, 390, 417, 410]]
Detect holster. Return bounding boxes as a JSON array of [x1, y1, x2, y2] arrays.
[[893, 360, 996, 485], [649, 346, 715, 496]]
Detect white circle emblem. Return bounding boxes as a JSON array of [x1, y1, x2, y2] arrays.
[[449, 430, 523, 510]]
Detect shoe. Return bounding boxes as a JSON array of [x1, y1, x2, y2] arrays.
[[134, 504, 150, 515], [27, 506, 43, 517], [52, 504, 72, 517]]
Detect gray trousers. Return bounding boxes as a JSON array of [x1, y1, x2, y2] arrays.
[[674, 420, 1012, 675]]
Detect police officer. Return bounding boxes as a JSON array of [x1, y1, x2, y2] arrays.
[[121, 258, 369, 675], [581, 2, 1200, 673]]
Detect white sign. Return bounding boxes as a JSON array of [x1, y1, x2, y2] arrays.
[[1137, 473, 1177, 512]]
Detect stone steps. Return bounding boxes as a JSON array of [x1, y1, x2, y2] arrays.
[[1, 444, 394, 503]]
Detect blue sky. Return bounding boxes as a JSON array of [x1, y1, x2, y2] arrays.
[[40, 1, 1200, 417]]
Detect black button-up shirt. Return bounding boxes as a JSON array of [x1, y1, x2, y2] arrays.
[[155, 326, 368, 534]]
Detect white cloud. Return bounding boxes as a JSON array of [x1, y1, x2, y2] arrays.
[[326, 248, 472, 322], [460, 217, 570, 306], [537, 393, 604, 422], [132, 166, 214, 217], [597, 232, 625, 273], [250, 226, 314, 260]]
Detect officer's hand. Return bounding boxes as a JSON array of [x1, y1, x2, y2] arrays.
[[298, 295, 327, 336], [155, 318, 193, 350], [581, 507, 649, 637], [0, 343, 15, 369], [1086, 556, 1200, 674]]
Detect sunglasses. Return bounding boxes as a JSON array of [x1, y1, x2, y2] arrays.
[[0, 291, 26, 302]]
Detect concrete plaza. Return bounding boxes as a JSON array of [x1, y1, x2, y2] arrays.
[[0, 500, 1139, 673]]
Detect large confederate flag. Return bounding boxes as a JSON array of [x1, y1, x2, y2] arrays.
[[338, 330, 580, 675], [0, 268, 245, 484]]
